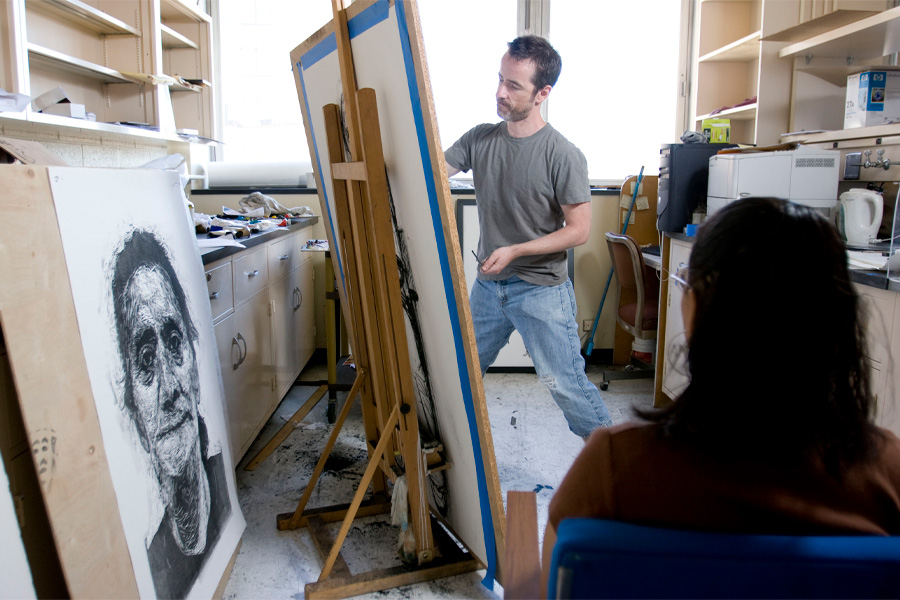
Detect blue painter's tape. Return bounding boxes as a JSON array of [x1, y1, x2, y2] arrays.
[[348, 0, 389, 38], [301, 0, 389, 71], [301, 33, 336, 71], [394, 0, 498, 589]]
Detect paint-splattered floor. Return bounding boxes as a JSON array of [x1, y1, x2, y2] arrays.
[[223, 360, 656, 599]]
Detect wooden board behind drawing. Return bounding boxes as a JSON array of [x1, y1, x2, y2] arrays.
[[0, 165, 138, 598], [290, 0, 504, 583], [0, 164, 245, 599]]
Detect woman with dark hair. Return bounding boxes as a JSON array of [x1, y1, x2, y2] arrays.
[[542, 197, 900, 587]]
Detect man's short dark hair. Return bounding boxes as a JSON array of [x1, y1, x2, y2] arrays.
[[507, 35, 562, 90]]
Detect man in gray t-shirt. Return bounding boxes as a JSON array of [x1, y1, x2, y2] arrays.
[[444, 35, 611, 439]]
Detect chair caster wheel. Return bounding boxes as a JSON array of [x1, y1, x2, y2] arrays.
[[600, 382, 609, 391], [624, 364, 634, 372], [327, 402, 336, 424]]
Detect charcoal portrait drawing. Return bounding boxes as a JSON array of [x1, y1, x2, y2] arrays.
[[110, 229, 231, 599]]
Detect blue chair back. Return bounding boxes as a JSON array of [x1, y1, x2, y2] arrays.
[[549, 519, 900, 599]]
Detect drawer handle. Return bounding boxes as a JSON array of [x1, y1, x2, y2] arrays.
[[245, 269, 260, 278], [279, 254, 290, 261], [209, 291, 219, 300], [231, 336, 241, 370], [235, 333, 248, 368], [293, 287, 302, 311]]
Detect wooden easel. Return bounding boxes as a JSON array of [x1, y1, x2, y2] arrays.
[[276, 2, 480, 597]]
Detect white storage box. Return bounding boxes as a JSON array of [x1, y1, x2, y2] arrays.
[[41, 103, 86, 119], [845, 70, 900, 129]]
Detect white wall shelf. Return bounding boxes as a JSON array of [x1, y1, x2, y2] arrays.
[[763, 9, 880, 43], [781, 123, 900, 145], [779, 5, 900, 60], [160, 0, 211, 24], [699, 30, 761, 62], [160, 23, 198, 49], [27, 43, 132, 83], [25, 0, 141, 37], [696, 102, 758, 122]]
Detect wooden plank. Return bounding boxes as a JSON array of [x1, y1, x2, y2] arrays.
[[307, 551, 479, 600], [503, 492, 541, 600], [213, 540, 242, 599], [243, 385, 327, 471], [308, 517, 352, 578], [322, 103, 391, 499], [276, 500, 392, 530], [0, 165, 138, 598], [654, 236, 674, 408], [357, 87, 435, 561], [331, 161, 368, 181]]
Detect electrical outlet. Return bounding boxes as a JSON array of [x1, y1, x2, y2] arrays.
[[583, 319, 593, 332]]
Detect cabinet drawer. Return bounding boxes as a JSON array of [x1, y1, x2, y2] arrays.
[[206, 262, 233, 322], [233, 247, 268, 306], [268, 236, 297, 282]]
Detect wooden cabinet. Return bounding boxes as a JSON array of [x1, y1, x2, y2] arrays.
[[856, 283, 900, 438], [204, 225, 317, 464], [270, 228, 316, 401], [661, 237, 692, 400], [231, 287, 274, 458], [1, 0, 216, 141], [689, 0, 792, 146], [775, 2, 896, 136]]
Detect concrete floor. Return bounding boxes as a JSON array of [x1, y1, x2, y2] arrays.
[[222, 360, 656, 599]]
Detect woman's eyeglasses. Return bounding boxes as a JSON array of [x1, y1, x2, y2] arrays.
[[670, 266, 691, 292]]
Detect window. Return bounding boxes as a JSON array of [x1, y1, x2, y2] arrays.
[[418, 1, 517, 155], [216, 0, 332, 163], [214, 0, 682, 182], [549, 1, 682, 183]]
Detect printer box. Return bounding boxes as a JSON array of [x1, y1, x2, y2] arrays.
[[845, 70, 900, 128], [701, 118, 731, 143]]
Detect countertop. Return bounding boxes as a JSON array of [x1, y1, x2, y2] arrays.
[[198, 216, 319, 266], [665, 232, 900, 292]]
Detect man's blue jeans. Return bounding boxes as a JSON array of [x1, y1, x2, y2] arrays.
[[469, 276, 613, 437]]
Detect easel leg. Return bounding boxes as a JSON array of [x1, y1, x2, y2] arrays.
[[280, 373, 366, 530], [243, 385, 328, 471], [319, 403, 400, 581]]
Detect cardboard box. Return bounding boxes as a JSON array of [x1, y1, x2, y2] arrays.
[[41, 102, 86, 119], [31, 86, 69, 112], [845, 70, 900, 128], [701, 118, 731, 143]]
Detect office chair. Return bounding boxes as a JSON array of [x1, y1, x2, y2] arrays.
[[548, 518, 900, 599], [600, 232, 659, 389], [502, 492, 900, 600]]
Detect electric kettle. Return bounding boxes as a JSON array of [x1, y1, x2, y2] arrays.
[[839, 188, 883, 246]]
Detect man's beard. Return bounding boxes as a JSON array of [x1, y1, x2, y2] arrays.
[[497, 100, 531, 122]]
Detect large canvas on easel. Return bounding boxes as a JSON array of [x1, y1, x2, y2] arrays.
[[290, 0, 504, 582], [0, 165, 244, 599]]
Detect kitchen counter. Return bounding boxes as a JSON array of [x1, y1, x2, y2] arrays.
[[197, 217, 319, 265]]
